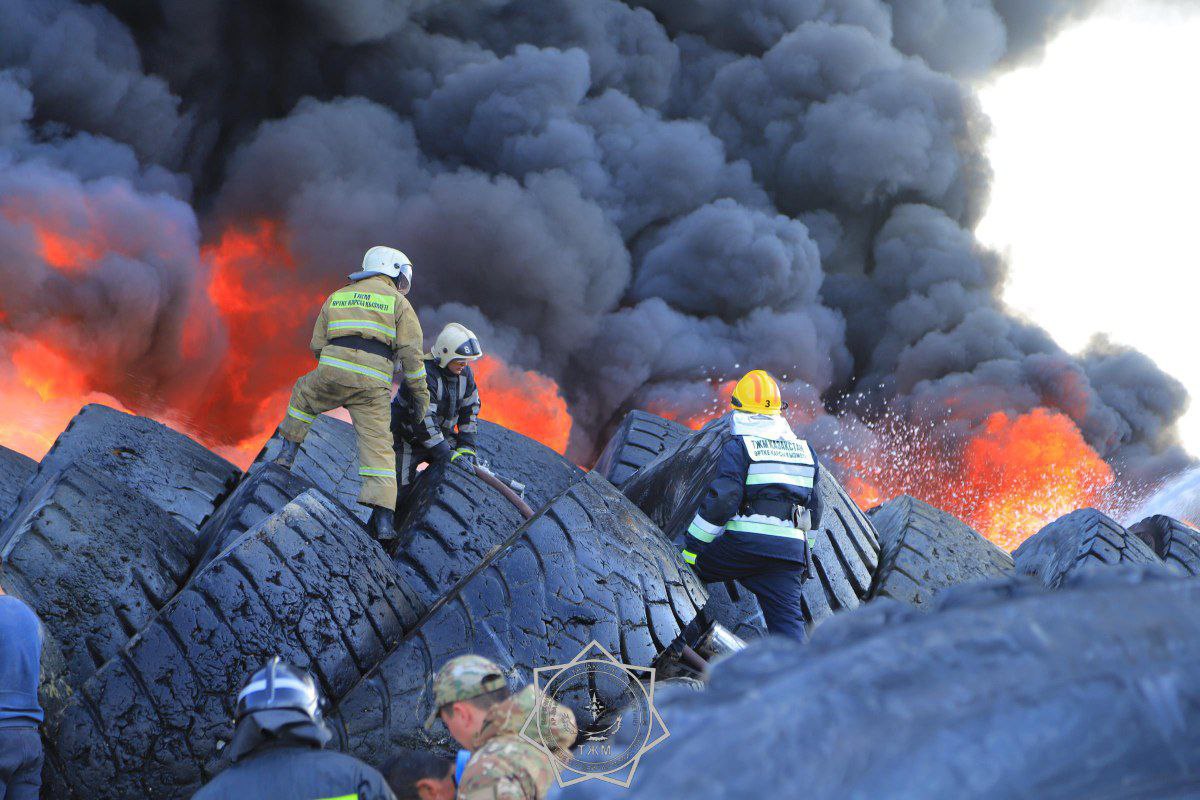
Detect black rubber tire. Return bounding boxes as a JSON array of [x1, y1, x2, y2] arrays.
[[1128, 514, 1200, 577], [0, 444, 35, 526], [256, 414, 371, 522], [621, 416, 880, 630], [392, 461, 528, 616], [867, 495, 1014, 609], [42, 490, 421, 800], [24, 404, 240, 540], [568, 566, 1200, 800], [328, 472, 709, 765], [255, 416, 583, 521], [193, 463, 324, 569], [471, 419, 584, 511], [1013, 508, 1162, 588], [0, 464, 194, 698], [593, 410, 690, 488]]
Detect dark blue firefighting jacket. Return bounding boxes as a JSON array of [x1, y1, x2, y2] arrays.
[[683, 412, 820, 564]]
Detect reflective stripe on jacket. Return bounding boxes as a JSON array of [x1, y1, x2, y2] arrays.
[[391, 359, 481, 449], [308, 275, 429, 412]]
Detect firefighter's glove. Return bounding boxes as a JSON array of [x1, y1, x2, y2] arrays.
[[431, 440, 453, 464], [450, 447, 477, 466]]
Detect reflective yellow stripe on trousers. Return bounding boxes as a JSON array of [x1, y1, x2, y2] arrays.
[[319, 355, 391, 383]]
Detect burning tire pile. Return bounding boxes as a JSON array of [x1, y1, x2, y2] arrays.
[[2, 405, 1198, 799]]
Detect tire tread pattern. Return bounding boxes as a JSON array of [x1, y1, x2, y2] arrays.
[[43, 490, 421, 800], [868, 495, 1014, 608], [593, 410, 690, 488], [328, 473, 706, 765], [1012, 508, 1162, 588]]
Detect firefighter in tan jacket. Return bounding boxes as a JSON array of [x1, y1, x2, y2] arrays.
[[274, 246, 430, 542]]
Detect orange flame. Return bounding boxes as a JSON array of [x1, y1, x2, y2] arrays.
[[844, 408, 1114, 551], [473, 356, 572, 453]]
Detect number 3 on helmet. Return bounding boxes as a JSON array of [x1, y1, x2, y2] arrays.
[[730, 369, 787, 415]]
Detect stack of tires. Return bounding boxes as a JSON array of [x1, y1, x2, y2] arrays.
[[11, 403, 1200, 799], [6, 405, 734, 799], [574, 409, 1200, 799]]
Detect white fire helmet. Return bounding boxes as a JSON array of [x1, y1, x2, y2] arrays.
[[355, 245, 413, 287], [431, 323, 483, 368]]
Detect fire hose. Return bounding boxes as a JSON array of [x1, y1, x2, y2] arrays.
[[468, 462, 535, 520]]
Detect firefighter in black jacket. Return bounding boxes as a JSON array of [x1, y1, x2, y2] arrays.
[[681, 370, 820, 641], [391, 323, 483, 508], [191, 658, 395, 800]]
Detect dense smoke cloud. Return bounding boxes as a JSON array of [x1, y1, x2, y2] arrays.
[[0, 0, 1189, 493]]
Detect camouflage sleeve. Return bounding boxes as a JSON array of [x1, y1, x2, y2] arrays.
[[457, 756, 537, 800], [395, 302, 430, 415], [310, 300, 330, 357]]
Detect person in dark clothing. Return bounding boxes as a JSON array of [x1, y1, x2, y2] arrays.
[[381, 748, 456, 800], [0, 583, 44, 800], [681, 370, 821, 642], [391, 323, 483, 508], [191, 658, 395, 800]]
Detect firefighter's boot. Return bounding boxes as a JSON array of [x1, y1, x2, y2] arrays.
[[368, 505, 397, 544], [272, 439, 301, 469]]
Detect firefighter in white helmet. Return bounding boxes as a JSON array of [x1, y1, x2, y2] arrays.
[[272, 246, 430, 543], [391, 322, 483, 508]]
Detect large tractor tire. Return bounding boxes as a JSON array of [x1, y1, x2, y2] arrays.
[[392, 461, 528, 616], [568, 567, 1200, 800], [868, 495, 1013, 609], [328, 472, 709, 765], [593, 410, 690, 488], [1128, 514, 1200, 577], [621, 416, 880, 630], [193, 463, 323, 569], [1013, 508, 1162, 588], [471, 419, 583, 510], [0, 464, 194, 700], [0, 444, 35, 526], [26, 404, 239, 539], [42, 490, 421, 800], [255, 414, 371, 523]]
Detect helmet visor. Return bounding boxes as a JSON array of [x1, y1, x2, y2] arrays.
[[454, 337, 482, 358]]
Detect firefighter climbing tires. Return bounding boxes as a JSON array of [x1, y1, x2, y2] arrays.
[[621, 417, 881, 628], [868, 495, 1014, 608]]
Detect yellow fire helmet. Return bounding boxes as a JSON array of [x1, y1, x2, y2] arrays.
[[730, 369, 787, 415]]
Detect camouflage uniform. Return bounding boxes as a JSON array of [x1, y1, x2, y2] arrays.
[[424, 656, 577, 800]]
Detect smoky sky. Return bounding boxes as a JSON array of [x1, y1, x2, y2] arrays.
[[0, 0, 1188, 489]]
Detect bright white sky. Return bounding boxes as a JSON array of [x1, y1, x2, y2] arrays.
[[976, 0, 1200, 456]]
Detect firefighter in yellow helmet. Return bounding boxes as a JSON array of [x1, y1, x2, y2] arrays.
[[680, 370, 820, 641], [272, 246, 430, 543], [390, 323, 483, 509]]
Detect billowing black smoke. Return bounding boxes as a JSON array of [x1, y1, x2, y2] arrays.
[[0, 0, 1189, 493]]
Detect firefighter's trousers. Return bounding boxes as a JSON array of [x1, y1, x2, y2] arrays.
[[695, 537, 808, 642], [279, 364, 396, 510]]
